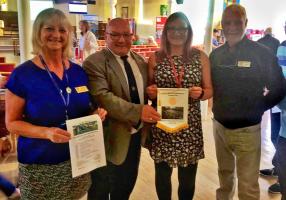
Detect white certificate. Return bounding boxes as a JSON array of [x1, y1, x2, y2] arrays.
[[157, 88, 189, 133], [67, 114, 106, 178]]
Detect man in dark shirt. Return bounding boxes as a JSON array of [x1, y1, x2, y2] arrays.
[[258, 27, 281, 194], [210, 4, 286, 200], [257, 27, 280, 54]]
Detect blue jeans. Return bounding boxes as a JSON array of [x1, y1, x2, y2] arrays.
[[270, 112, 281, 168], [0, 175, 16, 197], [276, 136, 286, 200]]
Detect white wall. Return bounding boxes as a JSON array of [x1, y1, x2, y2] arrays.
[[240, 0, 286, 42], [172, 0, 210, 45]]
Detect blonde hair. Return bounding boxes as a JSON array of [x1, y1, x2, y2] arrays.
[[32, 8, 73, 58]]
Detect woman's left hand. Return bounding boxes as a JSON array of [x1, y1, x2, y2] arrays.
[[94, 108, 107, 121], [189, 86, 203, 99]]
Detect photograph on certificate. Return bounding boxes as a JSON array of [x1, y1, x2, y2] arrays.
[[72, 120, 98, 137], [161, 106, 184, 120], [157, 88, 189, 133]]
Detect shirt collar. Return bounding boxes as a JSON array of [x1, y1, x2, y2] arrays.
[[224, 35, 248, 52], [107, 47, 131, 59]]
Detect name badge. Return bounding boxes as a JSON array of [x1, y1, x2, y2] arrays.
[[237, 61, 251, 68], [75, 86, 89, 93]]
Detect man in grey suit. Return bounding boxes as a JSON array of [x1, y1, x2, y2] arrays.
[[83, 18, 160, 200]]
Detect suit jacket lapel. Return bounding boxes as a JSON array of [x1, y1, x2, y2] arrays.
[[103, 49, 130, 101]]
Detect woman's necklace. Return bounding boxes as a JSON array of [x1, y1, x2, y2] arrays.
[[168, 55, 185, 88], [39, 55, 71, 120]]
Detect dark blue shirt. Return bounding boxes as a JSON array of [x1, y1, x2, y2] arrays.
[[6, 60, 92, 164], [257, 34, 280, 54], [210, 36, 286, 129]]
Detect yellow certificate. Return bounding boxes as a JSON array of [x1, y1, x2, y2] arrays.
[[156, 88, 189, 133]]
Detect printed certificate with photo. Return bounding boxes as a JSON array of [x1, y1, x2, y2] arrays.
[[66, 114, 106, 178], [157, 88, 189, 133]]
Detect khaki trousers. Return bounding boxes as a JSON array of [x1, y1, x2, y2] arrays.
[[213, 119, 261, 200]]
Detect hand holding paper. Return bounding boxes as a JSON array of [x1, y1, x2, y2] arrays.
[[141, 105, 161, 123], [146, 84, 158, 100], [46, 127, 71, 143], [93, 107, 107, 121], [189, 86, 203, 99]]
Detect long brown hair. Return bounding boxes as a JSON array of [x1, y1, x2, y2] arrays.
[[79, 20, 90, 35], [157, 12, 194, 62]]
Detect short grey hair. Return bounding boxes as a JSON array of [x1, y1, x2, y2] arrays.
[[222, 4, 247, 22]]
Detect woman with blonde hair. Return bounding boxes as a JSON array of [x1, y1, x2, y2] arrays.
[[79, 20, 99, 60], [5, 8, 106, 199]]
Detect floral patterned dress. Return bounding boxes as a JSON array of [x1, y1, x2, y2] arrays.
[[150, 51, 204, 167]]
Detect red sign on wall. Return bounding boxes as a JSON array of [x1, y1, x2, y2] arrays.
[[155, 16, 167, 43]]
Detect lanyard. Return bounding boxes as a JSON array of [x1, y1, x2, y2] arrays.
[[39, 55, 71, 120], [168, 56, 185, 88]]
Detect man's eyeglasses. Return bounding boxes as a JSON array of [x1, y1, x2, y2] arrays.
[[166, 27, 188, 34], [106, 32, 133, 40]]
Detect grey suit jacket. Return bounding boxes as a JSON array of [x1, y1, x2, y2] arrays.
[[83, 48, 148, 165]]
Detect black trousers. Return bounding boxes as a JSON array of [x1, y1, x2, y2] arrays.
[[88, 132, 141, 200], [155, 161, 198, 200]]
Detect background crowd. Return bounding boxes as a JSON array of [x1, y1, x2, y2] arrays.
[[1, 3, 286, 200]]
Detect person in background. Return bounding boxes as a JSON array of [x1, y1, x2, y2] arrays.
[[0, 146, 21, 200], [277, 98, 286, 200], [277, 22, 286, 78], [257, 27, 280, 54], [257, 26, 281, 194], [0, 138, 20, 200], [83, 18, 160, 200], [212, 28, 220, 49], [5, 8, 106, 200], [79, 20, 99, 61], [146, 12, 213, 200], [276, 20, 286, 200], [132, 34, 142, 45], [210, 4, 286, 200], [0, 75, 20, 200], [146, 36, 158, 46]]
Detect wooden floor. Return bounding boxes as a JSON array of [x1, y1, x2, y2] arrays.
[[0, 111, 282, 200], [131, 111, 281, 200]]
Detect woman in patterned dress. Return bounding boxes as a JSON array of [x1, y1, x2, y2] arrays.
[[146, 12, 213, 200], [5, 8, 106, 200]]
